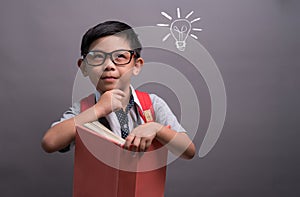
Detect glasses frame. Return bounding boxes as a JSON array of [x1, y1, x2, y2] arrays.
[[83, 49, 135, 67]]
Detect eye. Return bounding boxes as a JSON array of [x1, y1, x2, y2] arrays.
[[93, 53, 105, 59], [112, 51, 132, 64], [115, 52, 127, 59]]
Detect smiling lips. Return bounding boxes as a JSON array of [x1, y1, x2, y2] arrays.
[[101, 75, 118, 82]]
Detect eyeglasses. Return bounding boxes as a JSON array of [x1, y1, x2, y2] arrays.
[[83, 49, 135, 66]]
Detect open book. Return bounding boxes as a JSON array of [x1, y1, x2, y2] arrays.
[[73, 123, 168, 197], [83, 121, 125, 146]]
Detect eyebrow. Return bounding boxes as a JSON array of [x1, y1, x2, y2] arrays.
[[89, 49, 132, 53]]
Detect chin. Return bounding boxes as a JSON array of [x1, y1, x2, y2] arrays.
[[96, 82, 129, 93], [97, 85, 116, 93]]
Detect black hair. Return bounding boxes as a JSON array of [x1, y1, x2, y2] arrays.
[[80, 21, 142, 58]]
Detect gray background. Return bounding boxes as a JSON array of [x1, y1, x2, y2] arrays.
[[1, 0, 299, 196]]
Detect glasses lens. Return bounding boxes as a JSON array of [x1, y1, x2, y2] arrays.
[[112, 50, 132, 65], [86, 51, 105, 66]]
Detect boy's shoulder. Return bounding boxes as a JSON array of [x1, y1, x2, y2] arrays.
[[148, 93, 168, 107]]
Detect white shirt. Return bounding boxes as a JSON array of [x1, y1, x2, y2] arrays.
[[52, 86, 185, 137]]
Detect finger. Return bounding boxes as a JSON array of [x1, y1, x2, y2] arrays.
[[112, 89, 126, 97], [139, 138, 147, 152], [112, 93, 122, 98], [114, 94, 124, 100], [124, 134, 135, 150], [145, 139, 152, 151], [132, 136, 141, 152], [113, 94, 125, 102]]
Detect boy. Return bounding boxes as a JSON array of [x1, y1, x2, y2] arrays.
[[42, 21, 195, 159]]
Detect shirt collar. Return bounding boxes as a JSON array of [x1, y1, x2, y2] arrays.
[[130, 85, 143, 110]]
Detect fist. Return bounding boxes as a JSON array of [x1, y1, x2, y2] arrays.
[[94, 89, 126, 117]]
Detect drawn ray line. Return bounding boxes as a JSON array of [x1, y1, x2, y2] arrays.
[[162, 33, 171, 42], [161, 12, 172, 20], [192, 28, 203, 31], [185, 11, 194, 19], [157, 24, 169, 27], [190, 34, 198, 39], [191, 17, 201, 23], [177, 8, 181, 18]]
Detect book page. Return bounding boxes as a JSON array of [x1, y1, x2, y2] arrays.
[[84, 121, 125, 146]]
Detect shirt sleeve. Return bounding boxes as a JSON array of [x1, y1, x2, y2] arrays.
[[51, 102, 81, 127], [150, 94, 186, 132], [50, 102, 81, 153]]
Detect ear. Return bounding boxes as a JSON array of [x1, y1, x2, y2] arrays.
[[77, 59, 88, 77], [132, 57, 144, 76]]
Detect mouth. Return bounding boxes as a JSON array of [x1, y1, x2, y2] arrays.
[[101, 76, 118, 79], [100, 76, 118, 82]]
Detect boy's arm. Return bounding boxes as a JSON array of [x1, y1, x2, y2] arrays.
[[41, 89, 125, 153], [124, 122, 195, 159], [41, 105, 101, 153], [42, 118, 76, 153], [156, 125, 195, 160]]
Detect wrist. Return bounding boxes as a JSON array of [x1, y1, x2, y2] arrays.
[[93, 104, 107, 118], [149, 122, 164, 134], [155, 124, 175, 142]]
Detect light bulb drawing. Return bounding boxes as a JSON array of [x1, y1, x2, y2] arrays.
[[157, 8, 202, 51], [170, 19, 191, 51]]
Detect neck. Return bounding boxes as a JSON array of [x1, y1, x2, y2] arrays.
[[121, 86, 131, 109]]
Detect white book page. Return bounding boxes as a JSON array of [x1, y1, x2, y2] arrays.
[[83, 121, 125, 145]]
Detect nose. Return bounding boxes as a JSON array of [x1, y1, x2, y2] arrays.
[[103, 56, 116, 71]]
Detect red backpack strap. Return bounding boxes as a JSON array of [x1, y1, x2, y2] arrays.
[[80, 94, 95, 112], [135, 90, 155, 123]]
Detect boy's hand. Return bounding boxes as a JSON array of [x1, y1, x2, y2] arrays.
[[94, 89, 125, 117], [123, 122, 163, 152]]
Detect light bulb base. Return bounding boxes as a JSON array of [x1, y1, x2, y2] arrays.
[[175, 41, 186, 51]]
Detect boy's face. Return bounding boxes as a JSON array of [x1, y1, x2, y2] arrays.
[[78, 35, 143, 93]]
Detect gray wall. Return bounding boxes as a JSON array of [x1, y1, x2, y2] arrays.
[[1, 0, 299, 196]]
